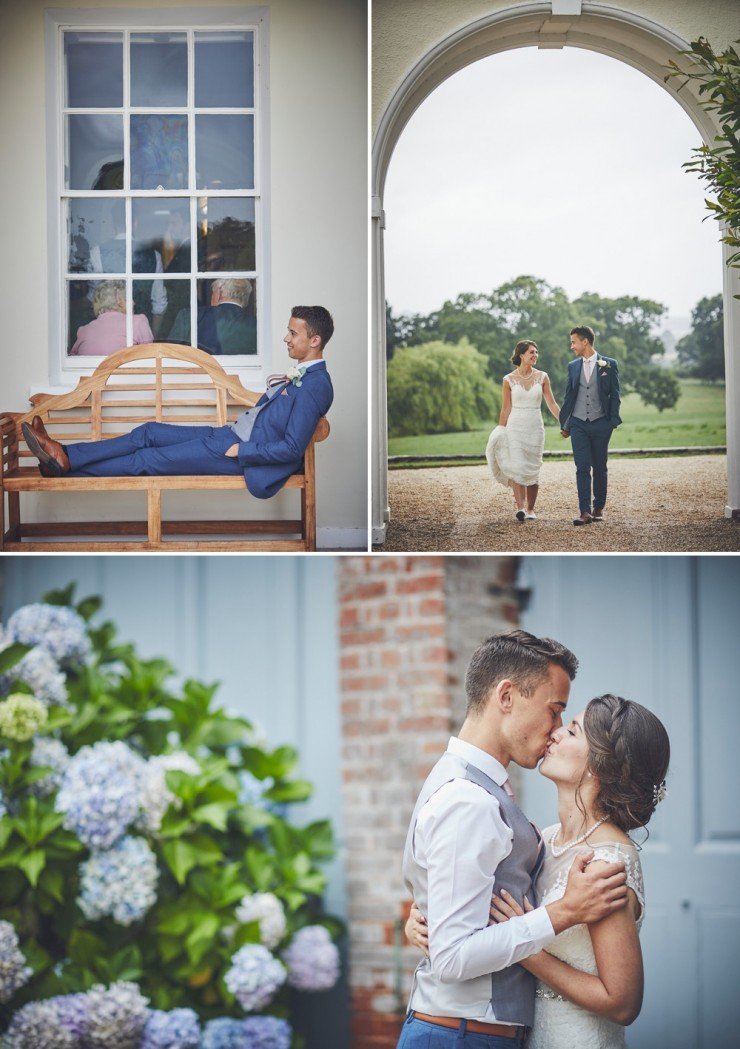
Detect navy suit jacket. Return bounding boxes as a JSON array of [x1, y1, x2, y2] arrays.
[[236, 360, 334, 499], [559, 354, 622, 431]]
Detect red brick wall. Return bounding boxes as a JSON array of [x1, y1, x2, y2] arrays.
[[338, 556, 520, 1049]]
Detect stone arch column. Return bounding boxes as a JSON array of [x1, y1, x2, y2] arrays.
[[372, 1, 740, 542]]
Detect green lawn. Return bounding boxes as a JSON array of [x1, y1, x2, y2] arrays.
[[388, 380, 726, 458]]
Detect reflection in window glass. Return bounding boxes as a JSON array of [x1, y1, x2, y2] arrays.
[[130, 33, 187, 107], [65, 33, 123, 108], [130, 115, 188, 190], [66, 115, 124, 190], [156, 280, 191, 345], [197, 198, 255, 272], [67, 198, 125, 273], [67, 279, 138, 357], [196, 115, 254, 190], [195, 32, 254, 108], [132, 278, 168, 333], [131, 198, 191, 276], [196, 278, 257, 355]]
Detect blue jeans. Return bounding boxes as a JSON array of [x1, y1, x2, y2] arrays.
[[569, 416, 613, 514], [396, 1014, 528, 1049], [66, 422, 244, 477]]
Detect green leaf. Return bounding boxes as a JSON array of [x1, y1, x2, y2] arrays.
[[69, 929, 107, 966], [162, 840, 199, 884], [185, 912, 220, 966], [39, 864, 65, 904], [191, 802, 230, 831], [76, 596, 103, 621], [0, 642, 32, 674], [264, 779, 313, 803], [18, 849, 46, 886]]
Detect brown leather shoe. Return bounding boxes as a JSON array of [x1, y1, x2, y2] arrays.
[[592, 507, 604, 521], [37, 460, 62, 478], [31, 415, 45, 435], [21, 422, 70, 474], [573, 512, 593, 526]]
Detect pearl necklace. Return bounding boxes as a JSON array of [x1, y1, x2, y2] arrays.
[[550, 817, 607, 858]]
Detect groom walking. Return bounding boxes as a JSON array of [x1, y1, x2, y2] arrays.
[[559, 326, 621, 526], [398, 631, 628, 1048]]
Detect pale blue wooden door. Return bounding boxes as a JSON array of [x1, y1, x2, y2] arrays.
[[521, 556, 739, 1049]]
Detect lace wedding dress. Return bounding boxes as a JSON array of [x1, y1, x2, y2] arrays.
[[486, 371, 546, 488], [527, 825, 645, 1049]]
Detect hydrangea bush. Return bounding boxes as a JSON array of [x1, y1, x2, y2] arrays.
[[0, 588, 342, 1048]]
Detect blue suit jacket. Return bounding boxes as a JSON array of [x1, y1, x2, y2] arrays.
[[236, 360, 334, 499], [559, 354, 622, 431]]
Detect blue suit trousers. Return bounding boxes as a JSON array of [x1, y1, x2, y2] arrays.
[[396, 1015, 527, 1049], [569, 416, 613, 514], [66, 422, 244, 478]]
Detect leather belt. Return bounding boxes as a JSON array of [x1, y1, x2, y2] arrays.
[[411, 1012, 519, 1038]]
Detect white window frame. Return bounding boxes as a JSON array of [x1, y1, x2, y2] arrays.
[[44, 6, 271, 390]]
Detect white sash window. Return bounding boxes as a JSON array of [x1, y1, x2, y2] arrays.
[[45, 8, 269, 386]]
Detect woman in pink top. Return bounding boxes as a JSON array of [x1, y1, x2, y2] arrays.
[[71, 280, 154, 356]]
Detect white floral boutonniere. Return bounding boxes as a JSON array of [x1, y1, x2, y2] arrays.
[[286, 366, 304, 387], [597, 358, 610, 370]]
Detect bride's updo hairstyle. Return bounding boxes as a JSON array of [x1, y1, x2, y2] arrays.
[[583, 695, 670, 833], [511, 340, 537, 366]]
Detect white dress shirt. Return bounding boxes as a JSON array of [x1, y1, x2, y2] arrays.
[[414, 737, 555, 1022]]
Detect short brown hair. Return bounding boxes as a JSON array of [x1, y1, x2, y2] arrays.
[[291, 305, 334, 349], [511, 340, 537, 366], [583, 694, 670, 832], [570, 326, 595, 345], [465, 630, 578, 716]]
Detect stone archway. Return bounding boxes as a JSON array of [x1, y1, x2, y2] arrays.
[[372, 1, 740, 542]]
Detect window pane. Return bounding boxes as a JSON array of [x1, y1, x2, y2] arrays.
[[130, 33, 187, 107], [132, 198, 191, 277], [65, 32, 123, 108], [130, 115, 188, 190], [196, 115, 254, 190], [157, 279, 191, 344], [68, 279, 132, 357], [67, 199, 125, 274], [196, 278, 257, 355], [197, 197, 255, 272], [66, 115, 124, 190], [194, 32, 254, 108], [132, 278, 168, 335]]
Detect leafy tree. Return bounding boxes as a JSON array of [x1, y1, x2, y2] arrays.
[[677, 294, 725, 380], [386, 339, 500, 437], [666, 39, 740, 277]]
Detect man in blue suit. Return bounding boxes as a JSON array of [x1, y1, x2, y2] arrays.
[[559, 326, 621, 525], [22, 307, 334, 501]]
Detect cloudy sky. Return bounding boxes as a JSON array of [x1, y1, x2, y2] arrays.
[[384, 47, 723, 333]]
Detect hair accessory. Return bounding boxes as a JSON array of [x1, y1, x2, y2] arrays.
[[652, 780, 667, 806]]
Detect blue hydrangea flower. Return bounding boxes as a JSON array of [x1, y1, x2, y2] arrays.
[[283, 926, 340, 991], [3, 997, 79, 1048], [200, 1018, 246, 1049], [235, 893, 286, 949], [29, 737, 70, 796], [138, 752, 200, 834], [224, 945, 286, 1012], [241, 1016, 292, 1049], [140, 1007, 200, 1048], [0, 920, 32, 1003], [56, 741, 145, 849], [0, 646, 68, 708], [78, 836, 158, 925], [6, 604, 91, 665], [83, 981, 149, 1048]]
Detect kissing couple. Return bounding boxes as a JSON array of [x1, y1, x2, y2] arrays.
[[398, 630, 669, 1049]]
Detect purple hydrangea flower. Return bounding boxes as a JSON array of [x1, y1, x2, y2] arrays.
[[140, 1007, 200, 1048], [241, 1016, 292, 1049], [83, 981, 149, 1048], [3, 997, 80, 1048], [0, 646, 68, 707], [224, 945, 286, 1012], [200, 1018, 246, 1049], [78, 835, 159, 925], [0, 920, 32, 1003], [56, 741, 145, 849], [283, 926, 340, 991], [6, 604, 91, 665], [29, 737, 70, 796]]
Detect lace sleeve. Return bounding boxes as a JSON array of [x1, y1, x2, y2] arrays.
[[590, 845, 645, 926], [503, 374, 514, 387]]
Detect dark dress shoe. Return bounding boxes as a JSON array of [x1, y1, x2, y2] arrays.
[[38, 460, 64, 477], [573, 512, 593, 526]]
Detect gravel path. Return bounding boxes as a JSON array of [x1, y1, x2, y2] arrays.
[[380, 456, 739, 552]]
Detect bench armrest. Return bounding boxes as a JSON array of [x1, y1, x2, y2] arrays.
[[1, 413, 21, 475]]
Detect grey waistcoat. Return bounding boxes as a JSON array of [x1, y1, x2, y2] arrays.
[[230, 382, 286, 441], [572, 361, 605, 421], [402, 751, 544, 1025]]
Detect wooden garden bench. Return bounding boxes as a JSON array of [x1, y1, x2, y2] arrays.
[[0, 344, 329, 552]]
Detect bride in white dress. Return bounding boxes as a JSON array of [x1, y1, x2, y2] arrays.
[[486, 341, 561, 521], [406, 694, 670, 1049]]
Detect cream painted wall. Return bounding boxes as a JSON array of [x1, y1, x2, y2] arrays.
[[0, 0, 367, 544], [372, 0, 740, 133]]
